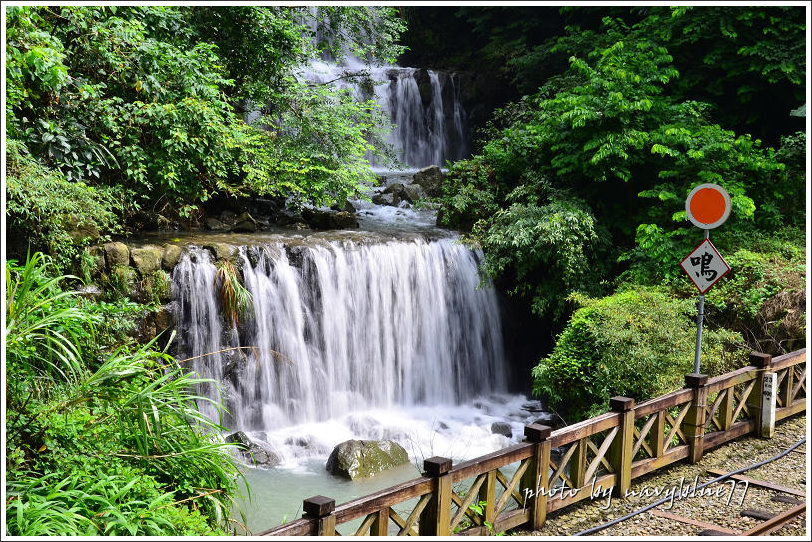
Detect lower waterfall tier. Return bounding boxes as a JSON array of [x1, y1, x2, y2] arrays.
[[172, 236, 508, 430]]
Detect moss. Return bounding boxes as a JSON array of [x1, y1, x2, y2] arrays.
[[110, 265, 138, 300], [151, 270, 172, 304]]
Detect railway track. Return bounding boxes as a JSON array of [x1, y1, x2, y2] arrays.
[[570, 438, 807, 537]]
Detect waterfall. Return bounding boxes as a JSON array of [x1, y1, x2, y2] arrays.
[[299, 60, 469, 169], [172, 238, 507, 432]]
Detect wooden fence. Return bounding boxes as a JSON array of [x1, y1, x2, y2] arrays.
[[260, 349, 806, 536]]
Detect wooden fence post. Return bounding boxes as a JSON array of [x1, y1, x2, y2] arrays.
[[303, 495, 336, 536], [607, 396, 634, 497], [569, 438, 588, 491], [419, 456, 452, 536], [684, 373, 709, 464], [746, 352, 773, 437], [521, 423, 552, 531], [478, 469, 496, 529]]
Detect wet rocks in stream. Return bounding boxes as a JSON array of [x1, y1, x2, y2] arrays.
[[226, 431, 282, 468], [326, 439, 410, 480]]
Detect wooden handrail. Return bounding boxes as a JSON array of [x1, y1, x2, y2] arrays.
[[261, 348, 805, 536]]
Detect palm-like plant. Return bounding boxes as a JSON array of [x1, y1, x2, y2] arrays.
[[214, 259, 252, 326], [6, 251, 98, 386]]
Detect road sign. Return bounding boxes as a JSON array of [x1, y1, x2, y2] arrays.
[[680, 239, 731, 294], [685, 183, 731, 229]]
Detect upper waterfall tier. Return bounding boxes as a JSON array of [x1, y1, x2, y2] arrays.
[[172, 237, 507, 431], [301, 62, 470, 169]]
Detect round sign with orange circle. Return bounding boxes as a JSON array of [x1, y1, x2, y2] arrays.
[[685, 183, 731, 229]]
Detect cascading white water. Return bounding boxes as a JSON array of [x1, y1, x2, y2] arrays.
[[172, 237, 507, 433], [300, 63, 469, 170]]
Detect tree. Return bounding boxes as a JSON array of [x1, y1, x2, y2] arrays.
[[6, 6, 405, 257]]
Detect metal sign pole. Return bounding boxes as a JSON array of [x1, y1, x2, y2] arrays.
[[693, 229, 710, 374]]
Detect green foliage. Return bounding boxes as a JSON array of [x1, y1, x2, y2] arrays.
[[6, 253, 246, 534], [475, 198, 610, 318], [5, 5, 405, 240], [440, 21, 789, 314], [532, 288, 746, 421], [151, 269, 172, 304], [5, 252, 96, 386], [6, 140, 122, 269]]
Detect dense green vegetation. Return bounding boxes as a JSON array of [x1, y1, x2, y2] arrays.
[[5, 252, 245, 534], [6, 5, 404, 267], [436, 7, 805, 418]]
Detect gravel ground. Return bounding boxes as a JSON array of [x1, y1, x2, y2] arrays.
[[514, 413, 807, 537]]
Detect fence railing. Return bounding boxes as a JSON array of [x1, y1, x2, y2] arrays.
[[260, 349, 806, 536]]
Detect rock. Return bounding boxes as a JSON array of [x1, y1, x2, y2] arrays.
[[383, 183, 405, 195], [326, 439, 409, 480], [104, 242, 130, 269], [154, 305, 176, 333], [219, 210, 237, 225], [225, 431, 281, 468], [402, 184, 425, 203], [63, 214, 100, 244], [301, 208, 331, 229], [232, 212, 257, 233], [205, 217, 230, 231], [302, 208, 358, 230], [412, 165, 444, 197], [521, 400, 546, 413], [331, 200, 356, 213], [77, 284, 103, 301], [204, 242, 237, 261], [130, 246, 162, 276], [332, 211, 358, 229], [372, 192, 396, 206], [162, 244, 182, 271], [491, 422, 513, 438], [276, 209, 303, 227]]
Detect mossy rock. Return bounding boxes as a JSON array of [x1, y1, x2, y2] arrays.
[[104, 242, 130, 269], [162, 244, 183, 271], [131, 245, 162, 276], [204, 242, 237, 261], [326, 440, 409, 480]]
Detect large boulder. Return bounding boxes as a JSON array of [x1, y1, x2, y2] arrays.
[[371, 192, 396, 206], [162, 244, 182, 271], [225, 431, 281, 468], [302, 208, 358, 230], [326, 439, 409, 480], [332, 211, 358, 229], [205, 217, 230, 232], [204, 242, 237, 261], [402, 184, 425, 203], [412, 166, 444, 197], [130, 246, 162, 276], [331, 199, 356, 214], [232, 212, 257, 233], [104, 242, 130, 269]]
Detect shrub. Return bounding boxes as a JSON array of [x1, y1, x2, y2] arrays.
[[532, 287, 746, 421], [6, 252, 246, 534]]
